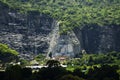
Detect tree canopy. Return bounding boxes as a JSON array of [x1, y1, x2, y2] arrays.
[[0, 43, 19, 63], [1, 0, 120, 33], [46, 60, 60, 68]]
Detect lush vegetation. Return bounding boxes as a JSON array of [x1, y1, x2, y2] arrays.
[[16, 51, 120, 69], [1, 0, 120, 33], [0, 61, 119, 80], [0, 43, 120, 80], [66, 51, 120, 67], [0, 43, 19, 64]]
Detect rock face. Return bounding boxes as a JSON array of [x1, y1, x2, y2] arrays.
[[0, 2, 54, 54], [74, 25, 120, 53], [0, 2, 81, 57], [48, 30, 81, 58], [46, 21, 81, 58]]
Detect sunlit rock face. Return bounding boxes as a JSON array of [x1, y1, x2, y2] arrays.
[[46, 21, 81, 58], [49, 31, 81, 58]]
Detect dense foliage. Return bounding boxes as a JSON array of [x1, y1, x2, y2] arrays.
[[1, 0, 120, 33], [67, 51, 120, 66], [0, 63, 119, 80], [0, 43, 19, 63]]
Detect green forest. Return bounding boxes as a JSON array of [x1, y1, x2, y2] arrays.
[[1, 0, 120, 33], [0, 43, 18, 64]]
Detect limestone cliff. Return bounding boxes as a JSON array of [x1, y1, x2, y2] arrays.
[[0, 2, 80, 57], [74, 25, 120, 53], [0, 2, 54, 54]]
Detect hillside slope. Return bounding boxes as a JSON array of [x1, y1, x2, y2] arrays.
[[0, 0, 120, 54], [1, 0, 120, 32]]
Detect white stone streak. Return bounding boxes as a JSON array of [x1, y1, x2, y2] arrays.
[[47, 20, 60, 58]]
